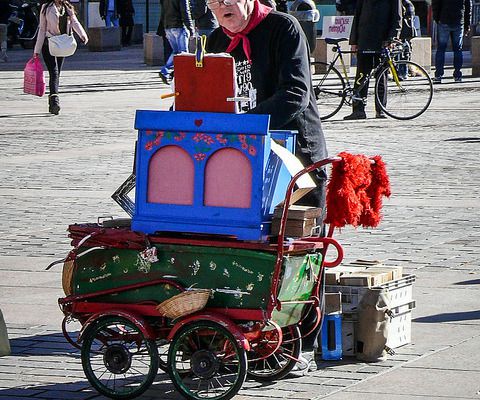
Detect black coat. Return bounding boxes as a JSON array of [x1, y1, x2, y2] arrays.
[[432, 0, 472, 29], [118, 0, 134, 27], [191, 0, 218, 31], [99, 0, 119, 19], [350, 0, 402, 51], [400, 0, 415, 39], [162, 0, 194, 33], [207, 12, 328, 194]]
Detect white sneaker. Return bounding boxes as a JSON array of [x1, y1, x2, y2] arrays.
[[292, 354, 312, 375]]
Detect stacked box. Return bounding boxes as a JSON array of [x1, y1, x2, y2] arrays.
[[326, 274, 416, 354]]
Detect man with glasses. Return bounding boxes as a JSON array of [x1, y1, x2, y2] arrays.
[[206, 0, 327, 216], [206, 0, 327, 362]]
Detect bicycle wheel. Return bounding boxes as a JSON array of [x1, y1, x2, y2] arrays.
[[311, 62, 346, 120], [375, 60, 433, 120]]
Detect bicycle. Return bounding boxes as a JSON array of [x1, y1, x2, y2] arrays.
[[312, 38, 433, 121]]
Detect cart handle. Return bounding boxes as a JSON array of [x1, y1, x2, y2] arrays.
[[269, 157, 342, 313]]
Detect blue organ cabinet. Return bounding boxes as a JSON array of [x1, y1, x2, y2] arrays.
[[132, 110, 296, 241]]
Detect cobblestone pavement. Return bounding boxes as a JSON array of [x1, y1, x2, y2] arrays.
[[0, 46, 480, 399]]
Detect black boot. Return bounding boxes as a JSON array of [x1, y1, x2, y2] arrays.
[[48, 94, 60, 115], [344, 99, 366, 120]]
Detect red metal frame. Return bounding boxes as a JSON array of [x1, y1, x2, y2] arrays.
[[268, 157, 343, 316], [167, 311, 251, 351], [78, 309, 158, 341]]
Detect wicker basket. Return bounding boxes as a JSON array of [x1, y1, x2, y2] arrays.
[[156, 289, 211, 319]]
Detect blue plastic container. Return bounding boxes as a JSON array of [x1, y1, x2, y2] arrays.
[[321, 313, 342, 360]]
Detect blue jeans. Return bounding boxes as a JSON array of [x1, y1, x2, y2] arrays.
[[160, 28, 190, 77], [105, 11, 119, 27], [435, 23, 464, 79]]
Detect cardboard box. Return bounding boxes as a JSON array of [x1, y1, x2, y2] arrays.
[[271, 205, 321, 237], [273, 205, 322, 220], [339, 271, 391, 287], [325, 264, 368, 285]]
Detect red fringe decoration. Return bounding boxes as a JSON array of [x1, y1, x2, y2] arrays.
[[324, 152, 391, 228]]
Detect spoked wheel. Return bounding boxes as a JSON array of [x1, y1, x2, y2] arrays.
[[81, 316, 159, 399], [375, 60, 433, 120], [168, 321, 247, 400], [311, 61, 346, 120], [247, 325, 301, 381]]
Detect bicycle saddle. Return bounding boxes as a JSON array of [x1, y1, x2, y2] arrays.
[[324, 38, 349, 45]]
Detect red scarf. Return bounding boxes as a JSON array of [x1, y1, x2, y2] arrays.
[[222, 0, 272, 64]]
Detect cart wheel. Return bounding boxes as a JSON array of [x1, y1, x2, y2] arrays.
[[81, 316, 159, 399], [168, 321, 247, 400], [247, 325, 301, 381]]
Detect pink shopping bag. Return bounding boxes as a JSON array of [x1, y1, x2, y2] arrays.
[[23, 57, 46, 97]]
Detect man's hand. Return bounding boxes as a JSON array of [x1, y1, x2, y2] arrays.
[[33, 53, 39, 58], [464, 25, 471, 36], [351, 44, 357, 52]]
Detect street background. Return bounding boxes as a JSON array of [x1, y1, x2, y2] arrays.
[[0, 45, 480, 399]]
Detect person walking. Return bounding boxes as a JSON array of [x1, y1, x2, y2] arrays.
[[158, 0, 194, 84], [432, 0, 472, 83], [118, 0, 135, 46], [191, 0, 218, 37], [99, 0, 119, 27], [397, 0, 416, 79], [33, 0, 88, 115], [344, 0, 402, 120]]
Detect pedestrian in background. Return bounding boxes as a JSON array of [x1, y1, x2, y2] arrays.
[[335, 0, 356, 15], [344, 0, 402, 120], [397, 0, 416, 79], [158, 0, 194, 84], [118, 0, 135, 46], [99, 0, 119, 27], [191, 0, 218, 37], [33, 0, 88, 115], [157, 0, 173, 62], [432, 0, 472, 83]]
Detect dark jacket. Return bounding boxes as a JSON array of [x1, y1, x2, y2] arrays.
[[99, 0, 119, 19], [400, 0, 415, 39], [118, 0, 135, 27], [207, 11, 328, 194], [350, 0, 402, 51], [191, 0, 218, 31], [162, 0, 194, 33], [432, 0, 472, 29]]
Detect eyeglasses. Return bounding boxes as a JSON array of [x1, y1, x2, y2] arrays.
[[206, 0, 238, 10]]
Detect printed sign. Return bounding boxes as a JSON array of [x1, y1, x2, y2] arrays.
[[321, 16, 353, 39]]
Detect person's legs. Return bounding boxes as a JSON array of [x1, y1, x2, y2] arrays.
[[434, 23, 449, 79], [160, 28, 190, 79], [42, 42, 63, 114], [450, 24, 464, 80], [344, 52, 374, 119], [125, 25, 133, 45]]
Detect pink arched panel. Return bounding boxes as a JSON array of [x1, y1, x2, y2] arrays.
[[204, 148, 252, 208], [148, 146, 194, 205]]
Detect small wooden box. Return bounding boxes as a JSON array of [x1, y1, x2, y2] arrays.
[[271, 205, 321, 237]]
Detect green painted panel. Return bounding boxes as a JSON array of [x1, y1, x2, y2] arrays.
[[70, 244, 321, 322], [72, 244, 276, 309], [272, 253, 322, 326]]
